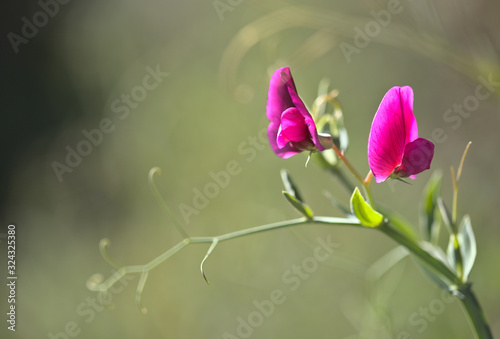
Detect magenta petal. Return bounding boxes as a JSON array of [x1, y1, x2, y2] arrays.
[[368, 86, 418, 183], [279, 69, 324, 151], [280, 108, 308, 142], [279, 69, 311, 121], [305, 115, 325, 151], [276, 126, 288, 149], [267, 68, 299, 157], [268, 124, 300, 158], [397, 138, 435, 177], [266, 67, 325, 157], [266, 67, 295, 124]]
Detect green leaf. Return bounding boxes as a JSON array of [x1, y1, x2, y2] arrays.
[[446, 234, 459, 273], [445, 216, 476, 282], [420, 171, 442, 242], [280, 170, 313, 219], [421, 241, 452, 269], [350, 187, 383, 227], [280, 169, 304, 202], [415, 242, 456, 291], [413, 256, 456, 291], [437, 198, 454, 234], [282, 191, 314, 219], [458, 215, 476, 281]]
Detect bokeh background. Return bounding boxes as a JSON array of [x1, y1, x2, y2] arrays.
[[1, 0, 500, 338]]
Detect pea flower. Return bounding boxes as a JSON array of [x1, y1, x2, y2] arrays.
[[368, 86, 435, 183], [266, 67, 331, 159]]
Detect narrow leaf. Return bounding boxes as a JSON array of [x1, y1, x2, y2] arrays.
[[458, 215, 476, 281], [414, 242, 456, 291], [446, 234, 458, 273], [420, 241, 453, 269], [280, 169, 304, 202], [283, 191, 314, 219], [420, 171, 442, 242], [413, 256, 455, 291], [350, 187, 383, 227], [437, 198, 454, 234]]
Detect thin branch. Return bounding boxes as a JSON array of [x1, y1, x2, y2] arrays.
[[330, 144, 365, 184], [88, 217, 360, 295]]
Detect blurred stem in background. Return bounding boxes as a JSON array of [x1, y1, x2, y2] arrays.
[[219, 6, 500, 100]]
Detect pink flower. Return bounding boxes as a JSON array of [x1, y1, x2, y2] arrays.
[[266, 67, 326, 158], [368, 86, 435, 183]]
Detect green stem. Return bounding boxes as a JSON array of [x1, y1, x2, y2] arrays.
[[453, 142, 472, 226], [452, 183, 459, 227], [363, 184, 375, 207], [191, 216, 362, 243], [90, 217, 360, 292], [90, 216, 493, 338], [149, 167, 190, 239], [460, 285, 494, 339], [378, 222, 460, 285], [330, 144, 365, 184], [328, 147, 374, 207], [379, 222, 493, 339], [191, 218, 309, 242]]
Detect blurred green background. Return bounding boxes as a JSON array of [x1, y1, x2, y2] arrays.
[[1, 0, 500, 338]]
